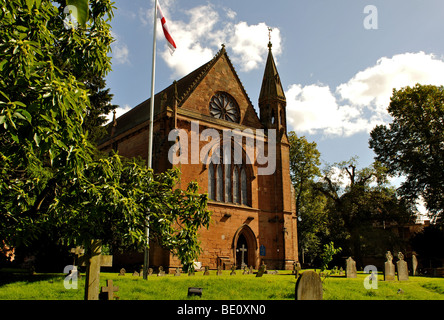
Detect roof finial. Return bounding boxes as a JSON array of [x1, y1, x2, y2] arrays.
[[267, 27, 273, 50]]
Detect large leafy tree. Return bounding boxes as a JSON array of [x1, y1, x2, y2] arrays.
[[314, 158, 416, 264], [0, 0, 211, 269], [369, 84, 444, 223], [288, 132, 326, 264]]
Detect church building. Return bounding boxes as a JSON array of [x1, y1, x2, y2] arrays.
[[98, 42, 298, 271]]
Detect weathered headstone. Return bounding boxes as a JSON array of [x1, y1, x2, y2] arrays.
[[132, 271, 139, 277], [412, 253, 418, 276], [203, 266, 210, 276], [118, 268, 126, 276], [397, 252, 409, 281], [157, 266, 166, 277], [339, 267, 344, 276], [82, 240, 113, 300], [295, 271, 323, 300], [384, 251, 396, 281], [101, 279, 119, 300], [345, 257, 357, 278], [174, 267, 181, 276], [242, 266, 248, 275], [148, 267, 153, 276], [238, 244, 248, 268], [256, 264, 266, 277], [216, 265, 223, 276], [292, 261, 301, 278], [249, 266, 253, 274], [230, 264, 236, 275]]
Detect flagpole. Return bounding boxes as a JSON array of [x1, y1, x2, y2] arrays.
[[144, 0, 158, 281]]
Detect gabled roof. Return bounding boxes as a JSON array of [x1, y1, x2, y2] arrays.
[[99, 45, 258, 144]]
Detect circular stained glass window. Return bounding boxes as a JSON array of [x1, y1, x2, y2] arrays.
[[209, 93, 240, 123]]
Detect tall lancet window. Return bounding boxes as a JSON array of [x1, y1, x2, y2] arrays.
[[224, 164, 232, 202], [241, 167, 248, 206], [233, 166, 240, 204], [208, 164, 215, 201], [216, 164, 223, 202]]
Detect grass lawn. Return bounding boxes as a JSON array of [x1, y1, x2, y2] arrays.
[[1, 269, 444, 300]]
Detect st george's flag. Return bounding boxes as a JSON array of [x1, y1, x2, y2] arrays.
[[157, 2, 177, 55]]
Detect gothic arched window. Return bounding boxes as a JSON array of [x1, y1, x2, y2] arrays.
[[216, 164, 223, 202], [209, 92, 240, 123], [208, 164, 215, 201], [241, 167, 248, 206], [233, 166, 240, 204]]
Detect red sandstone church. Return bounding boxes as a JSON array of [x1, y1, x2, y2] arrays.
[[98, 42, 298, 271]]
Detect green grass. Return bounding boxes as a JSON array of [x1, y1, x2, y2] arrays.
[[1, 269, 444, 300]]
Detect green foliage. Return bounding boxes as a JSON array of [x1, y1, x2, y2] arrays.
[[0, 0, 211, 269], [370, 84, 444, 223], [320, 241, 341, 272]]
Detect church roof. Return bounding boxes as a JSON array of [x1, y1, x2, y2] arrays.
[[259, 42, 286, 103], [100, 45, 255, 143]]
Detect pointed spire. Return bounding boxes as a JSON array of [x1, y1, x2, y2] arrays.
[[259, 39, 286, 104]]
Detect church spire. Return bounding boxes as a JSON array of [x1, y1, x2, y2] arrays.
[[259, 33, 287, 132], [259, 35, 286, 104]]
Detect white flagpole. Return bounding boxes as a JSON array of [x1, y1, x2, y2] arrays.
[[144, 0, 158, 281]]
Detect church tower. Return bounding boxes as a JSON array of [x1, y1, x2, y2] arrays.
[[258, 38, 298, 270]]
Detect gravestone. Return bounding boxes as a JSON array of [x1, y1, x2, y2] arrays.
[[230, 264, 236, 275], [132, 271, 139, 277], [100, 279, 119, 300], [204, 266, 210, 276], [292, 261, 301, 278], [174, 267, 181, 276], [396, 252, 409, 281], [412, 253, 418, 276], [339, 267, 344, 276], [216, 265, 223, 276], [148, 267, 153, 276], [384, 251, 396, 281], [69, 246, 85, 279], [157, 266, 166, 277], [256, 264, 266, 277], [249, 266, 253, 274], [242, 266, 248, 275], [81, 240, 113, 300], [295, 271, 323, 300], [118, 268, 126, 276], [345, 257, 357, 278], [238, 244, 248, 268]]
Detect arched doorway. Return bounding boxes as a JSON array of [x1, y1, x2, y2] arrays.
[[233, 224, 257, 269]]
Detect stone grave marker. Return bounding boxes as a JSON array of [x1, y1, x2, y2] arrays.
[[242, 266, 248, 275], [412, 253, 418, 276], [118, 268, 126, 276], [345, 257, 357, 278], [157, 266, 166, 277], [204, 266, 210, 275], [216, 265, 223, 276], [339, 267, 344, 276], [100, 279, 119, 300], [174, 267, 181, 276], [256, 264, 266, 277], [230, 264, 236, 275], [397, 252, 409, 281], [132, 271, 139, 277], [148, 267, 153, 276], [295, 271, 323, 300], [249, 266, 253, 274], [292, 261, 301, 278], [384, 251, 396, 281], [80, 240, 113, 300], [238, 244, 248, 268]]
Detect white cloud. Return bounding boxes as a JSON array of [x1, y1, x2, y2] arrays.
[[111, 32, 130, 65], [287, 52, 444, 138], [151, 3, 282, 78]]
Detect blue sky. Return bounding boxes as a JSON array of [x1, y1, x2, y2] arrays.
[[105, 0, 444, 195]]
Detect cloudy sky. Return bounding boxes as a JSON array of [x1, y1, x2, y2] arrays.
[[105, 0, 444, 188]]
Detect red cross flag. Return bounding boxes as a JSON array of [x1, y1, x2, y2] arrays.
[[157, 2, 177, 55]]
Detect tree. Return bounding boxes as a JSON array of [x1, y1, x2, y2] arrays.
[[369, 84, 444, 223], [314, 158, 416, 264], [288, 132, 326, 264], [0, 0, 211, 269]]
